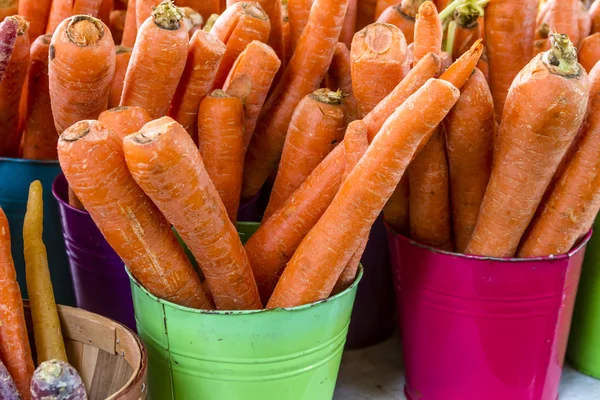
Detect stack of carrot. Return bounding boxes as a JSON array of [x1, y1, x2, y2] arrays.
[[0, 0, 598, 312]]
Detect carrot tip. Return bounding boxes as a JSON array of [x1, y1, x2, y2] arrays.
[[60, 121, 93, 142], [67, 16, 104, 46]]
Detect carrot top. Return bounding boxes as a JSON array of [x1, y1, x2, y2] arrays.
[[545, 33, 580, 76], [204, 14, 219, 32], [65, 16, 105, 46], [440, 0, 488, 57], [151, 0, 184, 30], [310, 88, 345, 104], [9, 15, 29, 36]]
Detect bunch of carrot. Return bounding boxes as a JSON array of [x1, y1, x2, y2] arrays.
[[0, 181, 85, 399]]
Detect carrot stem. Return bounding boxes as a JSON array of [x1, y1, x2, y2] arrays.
[[545, 33, 579, 75], [152, 0, 184, 29]]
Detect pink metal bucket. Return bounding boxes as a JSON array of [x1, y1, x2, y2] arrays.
[[387, 229, 591, 400]]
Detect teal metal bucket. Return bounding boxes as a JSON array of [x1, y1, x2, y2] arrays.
[[0, 158, 75, 305], [128, 222, 362, 400]]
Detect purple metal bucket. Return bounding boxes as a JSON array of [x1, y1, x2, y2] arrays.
[[52, 174, 136, 330], [387, 229, 591, 400]]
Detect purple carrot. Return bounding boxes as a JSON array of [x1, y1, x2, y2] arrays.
[[0, 17, 17, 83], [0, 358, 21, 400], [30, 360, 87, 400]]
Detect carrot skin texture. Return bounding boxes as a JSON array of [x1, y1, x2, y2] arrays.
[[22, 35, 58, 161], [592, 0, 600, 34], [18, 0, 52, 40], [245, 144, 347, 304], [288, 0, 314, 53], [222, 40, 280, 148], [49, 16, 116, 134], [0, 18, 29, 158], [375, 0, 398, 19], [108, 47, 132, 109], [210, 2, 271, 89], [444, 68, 494, 252], [197, 92, 245, 223], [484, 0, 537, 121], [123, 117, 262, 310], [357, 0, 377, 30], [351, 23, 410, 118], [267, 78, 460, 309], [24, 181, 68, 364], [121, 0, 138, 47], [120, 3, 189, 119], [0, 209, 35, 400], [264, 89, 347, 219], [98, 106, 151, 143], [383, 175, 410, 235], [58, 120, 212, 309], [47, 0, 104, 34], [377, 5, 416, 44], [109, 10, 127, 46], [0, 17, 17, 84], [179, 0, 219, 19], [466, 48, 590, 257], [536, 0, 580, 49], [169, 30, 225, 138], [579, 1, 592, 43], [340, 0, 358, 49], [328, 43, 359, 122], [412, 1, 442, 62], [579, 33, 600, 73], [242, 0, 349, 199], [136, 0, 161, 29]]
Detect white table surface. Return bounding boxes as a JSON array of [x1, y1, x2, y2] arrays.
[[335, 334, 600, 400]]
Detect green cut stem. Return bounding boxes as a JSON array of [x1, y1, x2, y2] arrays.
[[545, 33, 579, 76]]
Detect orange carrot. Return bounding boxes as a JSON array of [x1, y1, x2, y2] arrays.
[[376, 0, 399, 19], [0, 16, 29, 158], [444, 68, 494, 252], [222, 40, 281, 148], [180, 7, 204, 36], [383, 176, 410, 234], [413, 1, 442, 62], [169, 29, 225, 138], [518, 62, 600, 257], [267, 78, 460, 309], [328, 42, 359, 122], [282, 1, 292, 59], [228, 0, 286, 69], [123, 117, 262, 310], [108, 46, 132, 109], [0, 0, 18, 23], [210, 2, 271, 89], [22, 35, 58, 161], [340, 0, 358, 49], [377, 0, 426, 44], [357, 0, 377, 30], [535, 0, 580, 52], [351, 23, 410, 118], [136, 0, 161, 29], [98, 106, 151, 142], [477, 44, 489, 82], [120, 1, 188, 119], [49, 15, 115, 134], [287, 0, 314, 53], [197, 90, 245, 223], [46, 0, 104, 34], [59, 120, 213, 309], [18, 0, 52, 40], [592, 0, 600, 34], [435, 0, 450, 10], [465, 35, 590, 257], [245, 144, 347, 303], [98, 0, 113, 25], [0, 208, 35, 400], [121, 0, 138, 46], [485, 0, 537, 121], [242, 0, 349, 199], [580, 0, 592, 42], [439, 0, 485, 60], [264, 89, 347, 219], [179, 0, 219, 19], [109, 10, 127, 45], [578, 32, 600, 72]]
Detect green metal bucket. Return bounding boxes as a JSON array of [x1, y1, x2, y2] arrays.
[[128, 222, 362, 400], [567, 219, 600, 377]]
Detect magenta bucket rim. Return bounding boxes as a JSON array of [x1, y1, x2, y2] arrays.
[[51, 173, 88, 215]]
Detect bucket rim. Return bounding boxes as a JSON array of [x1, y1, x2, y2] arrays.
[[386, 224, 592, 263], [52, 173, 90, 216], [0, 156, 59, 165], [126, 265, 363, 315]]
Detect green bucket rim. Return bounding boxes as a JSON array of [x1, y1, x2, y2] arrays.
[[126, 265, 363, 316]]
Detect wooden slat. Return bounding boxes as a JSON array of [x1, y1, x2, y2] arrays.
[[88, 350, 132, 400]]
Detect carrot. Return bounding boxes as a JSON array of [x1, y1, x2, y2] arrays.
[[477, 45, 489, 82], [0, 17, 29, 158], [444, 68, 494, 252], [121, 0, 137, 46], [23, 181, 68, 365], [357, 0, 377, 30], [436, 0, 450, 10], [98, 0, 113, 25], [228, 0, 286, 69], [465, 35, 590, 257], [267, 78, 460, 309], [383, 176, 410, 234], [58, 120, 213, 309], [376, 0, 399, 19], [18, 0, 52, 40], [123, 117, 262, 310], [0, 17, 17, 85], [120, 1, 188, 119], [592, 0, 600, 34], [0, 0, 18, 23], [0, 208, 34, 400], [242, 0, 349, 199], [377, 0, 426, 44], [22, 35, 58, 161], [109, 10, 127, 45], [136, 0, 161, 29], [115, 0, 127, 9], [518, 62, 600, 257], [179, 0, 219, 19], [98, 105, 151, 142], [197, 90, 245, 223], [340, 0, 357, 49], [351, 23, 410, 118], [203, 13, 219, 32], [222, 40, 281, 148], [169, 29, 225, 138], [580, 0, 592, 42], [0, 359, 19, 400], [578, 32, 600, 72], [287, 0, 314, 53], [328, 42, 359, 122], [439, 0, 486, 60], [282, 1, 292, 59], [263, 89, 347, 219], [46, 0, 104, 34], [244, 144, 347, 303], [108, 46, 132, 109], [413, 1, 442, 62], [210, 2, 271, 89], [180, 7, 204, 35], [485, 0, 537, 121], [535, 0, 580, 52]]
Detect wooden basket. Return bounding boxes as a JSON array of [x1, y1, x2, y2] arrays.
[[24, 302, 147, 400]]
